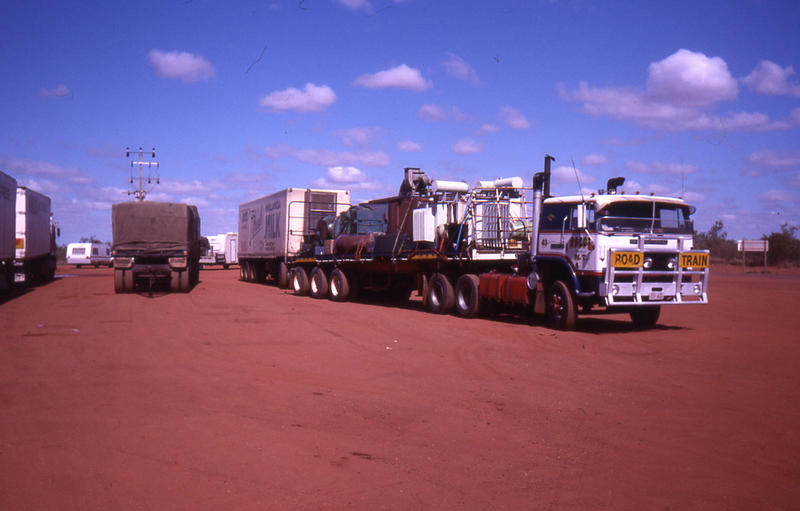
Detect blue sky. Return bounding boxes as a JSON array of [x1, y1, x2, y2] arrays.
[[1, 0, 798, 243]]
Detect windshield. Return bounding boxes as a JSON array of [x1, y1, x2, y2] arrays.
[[596, 201, 694, 234]]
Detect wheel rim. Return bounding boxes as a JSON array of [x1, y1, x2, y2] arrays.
[[551, 290, 565, 322]]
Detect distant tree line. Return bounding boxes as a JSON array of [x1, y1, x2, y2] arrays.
[[694, 221, 800, 267]]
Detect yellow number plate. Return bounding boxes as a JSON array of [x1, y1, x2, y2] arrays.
[[612, 251, 643, 268], [680, 252, 709, 268]]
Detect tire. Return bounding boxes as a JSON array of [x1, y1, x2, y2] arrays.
[[170, 270, 186, 293], [546, 280, 577, 330], [290, 267, 310, 296], [277, 262, 289, 289], [309, 267, 329, 299], [427, 273, 455, 314], [455, 274, 481, 318], [630, 306, 661, 329], [124, 269, 134, 292], [239, 262, 246, 281], [114, 269, 125, 294], [328, 269, 350, 302]]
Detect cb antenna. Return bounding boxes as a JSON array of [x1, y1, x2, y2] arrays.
[[571, 157, 585, 202], [126, 146, 160, 201]]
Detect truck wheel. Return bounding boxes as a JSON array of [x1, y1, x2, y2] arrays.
[[630, 306, 661, 329], [455, 274, 481, 318], [427, 273, 455, 314], [114, 269, 125, 293], [328, 269, 349, 302], [546, 280, 577, 330], [171, 270, 186, 293], [277, 262, 289, 289], [124, 269, 134, 292], [309, 267, 329, 299], [239, 263, 246, 281], [290, 267, 310, 296]]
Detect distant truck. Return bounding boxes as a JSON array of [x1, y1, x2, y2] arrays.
[[14, 186, 58, 286], [238, 188, 350, 286], [0, 170, 16, 291], [199, 232, 238, 269], [111, 201, 201, 293], [66, 242, 112, 267]]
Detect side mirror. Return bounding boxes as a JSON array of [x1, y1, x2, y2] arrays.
[[576, 203, 587, 229]]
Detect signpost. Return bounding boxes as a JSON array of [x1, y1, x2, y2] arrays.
[[737, 239, 768, 272]]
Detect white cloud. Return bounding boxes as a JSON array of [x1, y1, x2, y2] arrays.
[[443, 53, 480, 85], [265, 144, 391, 167], [334, 127, 377, 147], [581, 154, 608, 166], [451, 139, 485, 154], [499, 106, 531, 129], [336, 0, 372, 10], [551, 165, 597, 185], [646, 49, 737, 106], [354, 64, 432, 92], [259, 83, 336, 112], [759, 189, 792, 201], [743, 60, 800, 97], [312, 166, 384, 191], [559, 49, 790, 132], [147, 49, 215, 83], [38, 84, 71, 98], [478, 123, 499, 134], [746, 150, 800, 168], [417, 104, 447, 121], [397, 140, 422, 152], [0, 156, 94, 184], [625, 160, 699, 176]]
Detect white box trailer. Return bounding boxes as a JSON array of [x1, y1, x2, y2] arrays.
[[238, 188, 350, 285], [66, 242, 112, 267], [200, 232, 238, 268], [0, 170, 17, 290], [15, 186, 57, 284]]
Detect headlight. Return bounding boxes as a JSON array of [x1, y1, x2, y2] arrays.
[[666, 257, 677, 270], [168, 257, 188, 269], [113, 257, 133, 269], [612, 284, 619, 296], [643, 257, 653, 269], [693, 284, 702, 295]]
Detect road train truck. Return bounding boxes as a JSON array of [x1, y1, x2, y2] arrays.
[[277, 156, 709, 329], [14, 185, 58, 286], [0, 170, 16, 290], [111, 201, 201, 293], [238, 188, 351, 287]]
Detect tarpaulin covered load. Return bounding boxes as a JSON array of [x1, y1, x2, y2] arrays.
[[112, 201, 200, 254]]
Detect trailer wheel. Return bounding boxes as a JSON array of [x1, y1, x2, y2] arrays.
[[328, 268, 350, 302], [427, 273, 455, 314], [124, 268, 134, 292], [290, 267, 310, 296], [309, 267, 329, 299], [630, 306, 661, 329], [277, 262, 289, 289], [114, 269, 125, 293], [455, 274, 481, 318], [546, 280, 577, 330], [239, 262, 246, 281]]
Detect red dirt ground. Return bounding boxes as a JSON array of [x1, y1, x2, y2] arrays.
[[1, 265, 798, 510]]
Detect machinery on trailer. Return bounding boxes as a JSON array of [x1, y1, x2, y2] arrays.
[[14, 185, 58, 286], [111, 201, 201, 293], [238, 188, 351, 286], [0, 170, 16, 291]]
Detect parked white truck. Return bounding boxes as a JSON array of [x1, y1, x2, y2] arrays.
[[14, 186, 58, 285], [200, 232, 238, 269], [276, 156, 709, 330], [0, 170, 16, 291], [66, 242, 112, 267], [238, 188, 350, 286]]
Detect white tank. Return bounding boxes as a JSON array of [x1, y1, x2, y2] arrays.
[[431, 180, 469, 193]]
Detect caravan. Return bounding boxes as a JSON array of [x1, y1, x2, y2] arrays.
[[66, 242, 112, 268]]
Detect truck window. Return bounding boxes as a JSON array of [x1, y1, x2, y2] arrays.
[[541, 204, 573, 231], [597, 201, 693, 234]]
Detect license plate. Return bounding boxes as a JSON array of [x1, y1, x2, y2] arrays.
[[14, 273, 25, 283], [680, 252, 709, 268], [649, 291, 664, 300], [612, 251, 643, 268]]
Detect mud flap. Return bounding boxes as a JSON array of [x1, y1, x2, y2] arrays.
[[533, 282, 546, 314]]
